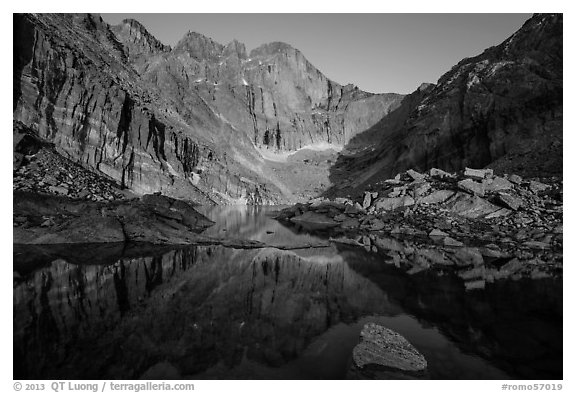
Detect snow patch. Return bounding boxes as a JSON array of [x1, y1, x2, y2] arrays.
[[256, 142, 343, 163], [242, 78, 249, 86]]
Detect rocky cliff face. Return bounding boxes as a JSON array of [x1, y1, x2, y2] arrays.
[[134, 32, 403, 152], [333, 14, 562, 191], [13, 13, 403, 204]]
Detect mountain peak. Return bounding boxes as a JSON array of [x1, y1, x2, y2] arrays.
[[111, 18, 170, 57], [174, 31, 225, 61]]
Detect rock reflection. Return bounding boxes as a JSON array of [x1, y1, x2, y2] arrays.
[[14, 244, 396, 379], [13, 240, 562, 380]]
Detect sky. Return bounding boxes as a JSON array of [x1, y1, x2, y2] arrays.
[[104, 14, 528, 94]]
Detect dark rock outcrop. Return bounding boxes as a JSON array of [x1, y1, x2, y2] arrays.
[[13, 191, 214, 244], [331, 14, 562, 192]]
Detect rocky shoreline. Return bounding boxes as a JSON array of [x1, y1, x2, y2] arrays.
[[276, 168, 562, 287]]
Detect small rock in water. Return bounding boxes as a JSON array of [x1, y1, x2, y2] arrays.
[[352, 323, 427, 371]]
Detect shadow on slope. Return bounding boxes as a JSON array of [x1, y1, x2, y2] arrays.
[[320, 13, 563, 200]]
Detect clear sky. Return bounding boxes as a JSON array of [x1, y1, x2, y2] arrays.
[[101, 13, 532, 94]]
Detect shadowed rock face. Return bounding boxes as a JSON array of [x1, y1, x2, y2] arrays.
[[331, 14, 562, 192], [13, 13, 403, 204]]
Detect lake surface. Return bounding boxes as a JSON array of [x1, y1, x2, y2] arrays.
[[13, 206, 562, 380]]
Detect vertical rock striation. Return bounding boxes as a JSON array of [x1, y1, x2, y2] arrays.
[[14, 13, 404, 203]]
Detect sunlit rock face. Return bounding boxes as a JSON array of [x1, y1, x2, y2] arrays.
[[13, 13, 403, 204], [335, 14, 562, 190]]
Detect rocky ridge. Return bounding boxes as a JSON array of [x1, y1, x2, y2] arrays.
[[277, 167, 562, 287], [330, 13, 562, 193]]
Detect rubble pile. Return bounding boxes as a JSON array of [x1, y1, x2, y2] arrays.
[[14, 140, 127, 202], [276, 168, 562, 287]]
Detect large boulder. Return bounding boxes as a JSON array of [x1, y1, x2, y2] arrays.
[[374, 196, 415, 211], [352, 323, 427, 372]]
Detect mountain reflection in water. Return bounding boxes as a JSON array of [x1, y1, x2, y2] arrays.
[[13, 206, 562, 380]]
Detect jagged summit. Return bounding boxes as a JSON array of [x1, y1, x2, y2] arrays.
[[173, 31, 228, 62], [111, 18, 170, 58]]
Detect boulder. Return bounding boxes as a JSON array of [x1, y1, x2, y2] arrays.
[[429, 168, 454, 179], [508, 174, 523, 184], [419, 190, 454, 205], [529, 181, 551, 194], [447, 193, 501, 219], [457, 179, 485, 197], [406, 169, 426, 181], [464, 167, 493, 180], [496, 193, 522, 211], [374, 196, 415, 211], [484, 176, 513, 192], [352, 323, 427, 371]]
